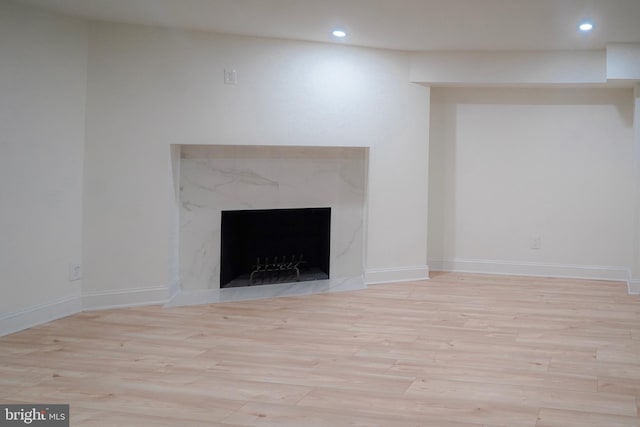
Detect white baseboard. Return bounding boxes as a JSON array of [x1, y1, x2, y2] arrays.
[[1, 285, 172, 336], [0, 295, 82, 337], [365, 265, 430, 285], [429, 258, 630, 282], [168, 280, 181, 300], [628, 277, 640, 295], [82, 286, 170, 310]]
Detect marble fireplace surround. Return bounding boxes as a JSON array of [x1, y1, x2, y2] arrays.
[[168, 144, 369, 306]]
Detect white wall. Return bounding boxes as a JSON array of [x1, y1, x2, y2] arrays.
[[428, 87, 635, 280], [0, 1, 87, 331], [607, 44, 640, 81], [83, 22, 430, 303]]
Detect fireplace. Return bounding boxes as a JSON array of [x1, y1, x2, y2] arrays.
[[176, 144, 366, 301], [220, 207, 331, 288]]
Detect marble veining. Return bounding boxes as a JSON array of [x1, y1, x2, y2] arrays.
[[183, 163, 280, 193], [175, 145, 368, 305], [335, 220, 363, 260]]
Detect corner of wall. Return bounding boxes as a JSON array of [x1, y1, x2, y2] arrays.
[[628, 272, 640, 295]]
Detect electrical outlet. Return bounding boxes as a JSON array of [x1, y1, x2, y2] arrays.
[[69, 263, 82, 281], [224, 68, 237, 85], [530, 234, 541, 250]]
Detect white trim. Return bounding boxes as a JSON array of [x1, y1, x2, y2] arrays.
[[429, 257, 629, 282], [628, 277, 640, 295], [0, 295, 82, 337], [168, 280, 181, 300], [365, 265, 430, 285], [82, 286, 170, 310]]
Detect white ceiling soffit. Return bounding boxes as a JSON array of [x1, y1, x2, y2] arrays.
[[14, 0, 640, 51]]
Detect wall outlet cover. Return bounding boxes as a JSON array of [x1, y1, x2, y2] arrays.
[[69, 263, 82, 281]]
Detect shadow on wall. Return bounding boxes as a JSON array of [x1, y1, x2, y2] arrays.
[[427, 98, 457, 263]]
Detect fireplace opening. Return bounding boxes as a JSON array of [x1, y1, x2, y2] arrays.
[[220, 208, 331, 288]]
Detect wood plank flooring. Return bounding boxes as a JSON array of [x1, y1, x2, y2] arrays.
[[1, 272, 639, 426]]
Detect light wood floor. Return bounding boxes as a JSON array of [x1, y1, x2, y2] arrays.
[[1, 272, 640, 426]]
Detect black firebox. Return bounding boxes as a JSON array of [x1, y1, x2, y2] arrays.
[[220, 207, 331, 288]]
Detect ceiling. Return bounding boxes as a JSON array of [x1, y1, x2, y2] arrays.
[[14, 0, 640, 51]]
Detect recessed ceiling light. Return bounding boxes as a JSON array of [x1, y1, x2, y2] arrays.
[[332, 30, 347, 38], [579, 22, 594, 31]]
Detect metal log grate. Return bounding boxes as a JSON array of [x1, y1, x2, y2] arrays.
[[249, 255, 306, 283]]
